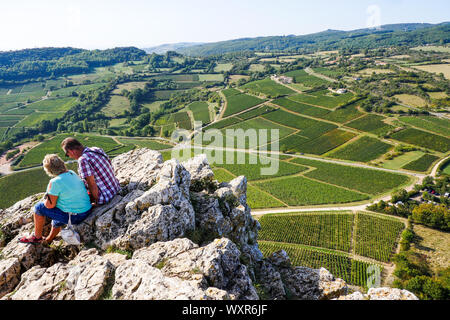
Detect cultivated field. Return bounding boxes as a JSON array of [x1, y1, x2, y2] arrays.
[[257, 210, 403, 287], [391, 128, 450, 153], [241, 78, 295, 98], [328, 136, 392, 163]]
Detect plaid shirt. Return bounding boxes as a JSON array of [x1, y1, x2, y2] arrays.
[[78, 147, 121, 204]]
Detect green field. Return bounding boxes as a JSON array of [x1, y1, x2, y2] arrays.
[[241, 78, 295, 98], [257, 210, 401, 286], [214, 63, 233, 72], [401, 154, 440, 172], [289, 90, 354, 109], [328, 136, 392, 162], [391, 128, 450, 153], [213, 152, 308, 181], [289, 157, 410, 195], [50, 83, 105, 97], [223, 92, 266, 117], [235, 105, 277, 121], [272, 97, 330, 117], [188, 101, 211, 124], [345, 114, 394, 135], [318, 103, 364, 123], [172, 111, 192, 130], [27, 97, 78, 112], [15, 112, 66, 127], [398, 116, 450, 137], [204, 116, 241, 130], [17, 134, 121, 168], [0, 162, 77, 209], [217, 117, 295, 149], [354, 213, 404, 262], [255, 176, 369, 206], [102, 95, 130, 117], [381, 151, 425, 170], [259, 212, 354, 252], [261, 109, 337, 138], [198, 74, 224, 82], [292, 129, 357, 155], [283, 69, 330, 87], [117, 138, 173, 150]]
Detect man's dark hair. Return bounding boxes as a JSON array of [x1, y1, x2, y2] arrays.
[[61, 137, 84, 151]]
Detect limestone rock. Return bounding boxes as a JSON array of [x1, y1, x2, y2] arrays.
[[181, 154, 215, 191], [112, 148, 163, 191], [259, 250, 347, 300], [367, 287, 419, 300], [336, 287, 419, 300], [112, 259, 230, 300], [1, 232, 58, 270], [0, 258, 21, 298], [0, 193, 43, 241], [5, 249, 115, 300], [335, 291, 368, 300], [4, 263, 70, 300], [132, 238, 198, 267], [160, 238, 258, 300]]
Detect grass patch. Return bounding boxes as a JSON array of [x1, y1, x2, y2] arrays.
[[401, 154, 440, 172]]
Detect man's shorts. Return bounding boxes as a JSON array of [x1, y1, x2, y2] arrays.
[[34, 202, 92, 228]]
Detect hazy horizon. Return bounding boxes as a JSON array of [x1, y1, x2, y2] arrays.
[[1, 0, 449, 51]]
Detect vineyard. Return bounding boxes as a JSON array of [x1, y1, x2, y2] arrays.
[[222, 91, 266, 117], [401, 154, 440, 172], [241, 78, 295, 98], [258, 213, 354, 252], [354, 212, 405, 262], [391, 128, 450, 153], [257, 211, 404, 287], [290, 157, 410, 195], [258, 241, 381, 288], [328, 136, 393, 163]]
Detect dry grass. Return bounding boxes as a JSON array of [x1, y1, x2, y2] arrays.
[[428, 92, 448, 100], [394, 94, 427, 108], [357, 68, 394, 75], [413, 64, 450, 80], [228, 75, 250, 84], [112, 82, 147, 94], [412, 224, 450, 272]]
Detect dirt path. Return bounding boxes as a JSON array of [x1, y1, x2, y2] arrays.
[[0, 141, 41, 175]]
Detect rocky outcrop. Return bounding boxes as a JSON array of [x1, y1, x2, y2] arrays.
[[0, 148, 418, 300], [336, 288, 419, 300]]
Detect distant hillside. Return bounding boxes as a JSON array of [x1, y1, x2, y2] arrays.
[[177, 22, 450, 56], [0, 47, 147, 83], [143, 42, 205, 54]]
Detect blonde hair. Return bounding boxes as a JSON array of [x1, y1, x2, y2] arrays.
[[43, 154, 67, 177]]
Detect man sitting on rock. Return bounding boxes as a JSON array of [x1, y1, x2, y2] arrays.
[[61, 137, 121, 206]]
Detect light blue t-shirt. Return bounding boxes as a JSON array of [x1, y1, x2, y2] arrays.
[[47, 170, 92, 214]]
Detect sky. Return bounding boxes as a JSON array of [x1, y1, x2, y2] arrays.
[[0, 0, 449, 51]]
